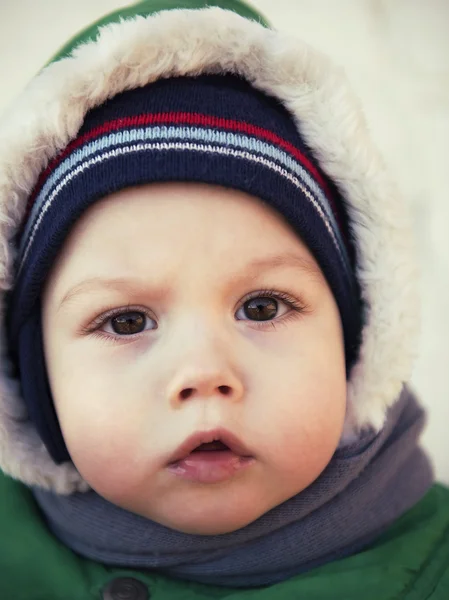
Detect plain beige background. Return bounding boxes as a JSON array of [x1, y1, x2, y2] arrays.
[[0, 0, 448, 482]]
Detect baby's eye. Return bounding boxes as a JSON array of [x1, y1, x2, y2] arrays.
[[103, 311, 155, 335], [236, 296, 289, 322]]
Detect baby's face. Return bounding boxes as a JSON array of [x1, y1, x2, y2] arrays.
[[42, 182, 346, 535]]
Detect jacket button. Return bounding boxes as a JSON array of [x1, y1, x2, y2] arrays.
[[102, 577, 149, 600]]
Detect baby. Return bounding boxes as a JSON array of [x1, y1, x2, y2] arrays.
[[1, 1, 448, 599]]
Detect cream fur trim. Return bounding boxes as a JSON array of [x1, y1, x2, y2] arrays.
[[0, 7, 419, 492]]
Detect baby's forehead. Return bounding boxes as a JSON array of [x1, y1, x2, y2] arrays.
[[46, 192, 327, 313], [50, 181, 323, 279]]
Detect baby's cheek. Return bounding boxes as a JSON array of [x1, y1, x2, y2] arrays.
[[280, 418, 338, 481], [64, 420, 145, 500], [269, 367, 345, 483]]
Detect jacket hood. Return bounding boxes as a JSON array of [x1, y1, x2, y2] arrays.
[[0, 0, 419, 493]]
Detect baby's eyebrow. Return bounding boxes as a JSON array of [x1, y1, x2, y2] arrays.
[[58, 251, 323, 310], [238, 252, 323, 284], [58, 277, 169, 311]]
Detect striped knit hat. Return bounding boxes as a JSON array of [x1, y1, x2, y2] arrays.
[[8, 74, 362, 463]]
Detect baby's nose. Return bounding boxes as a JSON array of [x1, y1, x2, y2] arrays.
[[178, 383, 233, 401], [167, 368, 244, 406]]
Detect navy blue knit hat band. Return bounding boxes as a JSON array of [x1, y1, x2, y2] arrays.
[[8, 74, 362, 463]]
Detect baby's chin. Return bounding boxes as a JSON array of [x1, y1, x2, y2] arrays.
[[159, 511, 259, 535], [114, 475, 313, 536], [130, 495, 270, 535], [93, 470, 285, 535]]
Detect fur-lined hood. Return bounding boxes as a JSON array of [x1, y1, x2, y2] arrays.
[[0, 0, 419, 494]]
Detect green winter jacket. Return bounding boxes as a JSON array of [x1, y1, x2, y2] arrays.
[[1, 470, 449, 599], [0, 0, 447, 599]]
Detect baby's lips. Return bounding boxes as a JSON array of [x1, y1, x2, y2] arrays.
[[167, 427, 254, 464]]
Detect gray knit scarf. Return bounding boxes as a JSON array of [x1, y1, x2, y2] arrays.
[[32, 386, 433, 588]]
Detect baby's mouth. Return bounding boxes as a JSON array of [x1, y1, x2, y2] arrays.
[[166, 429, 255, 484], [167, 428, 253, 464], [191, 441, 230, 452]]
